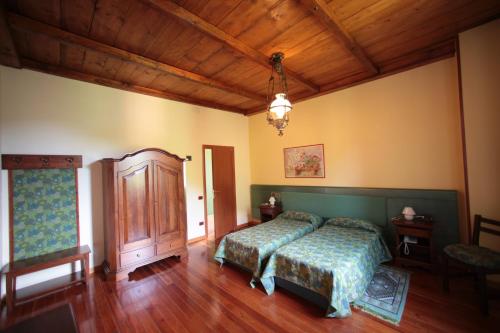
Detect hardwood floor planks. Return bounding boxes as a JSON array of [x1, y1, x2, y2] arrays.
[[1, 240, 499, 332]]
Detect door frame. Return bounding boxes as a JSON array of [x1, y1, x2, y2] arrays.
[[202, 144, 237, 239]]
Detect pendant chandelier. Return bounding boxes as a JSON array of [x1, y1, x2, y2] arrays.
[[266, 52, 292, 136]]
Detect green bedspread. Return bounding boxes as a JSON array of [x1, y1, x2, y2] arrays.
[[260, 217, 392, 318], [214, 211, 322, 287]]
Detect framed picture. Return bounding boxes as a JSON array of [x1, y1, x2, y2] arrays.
[[284, 144, 325, 178]]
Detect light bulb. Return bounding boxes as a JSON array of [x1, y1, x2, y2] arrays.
[[269, 93, 292, 119]]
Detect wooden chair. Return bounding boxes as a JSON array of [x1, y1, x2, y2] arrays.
[[442, 214, 500, 315]]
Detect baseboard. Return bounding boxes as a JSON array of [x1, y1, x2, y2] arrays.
[[249, 220, 261, 226], [235, 220, 260, 231], [90, 264, 103, 276], [187, 235, 207, 245]]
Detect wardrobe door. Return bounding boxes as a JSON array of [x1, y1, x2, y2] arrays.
[[154, 160, 185, 247], [117, 160, 155, 252]]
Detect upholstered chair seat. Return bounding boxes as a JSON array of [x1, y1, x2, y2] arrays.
[[442, 214, 500, 315], [444, 244, 500, 270]]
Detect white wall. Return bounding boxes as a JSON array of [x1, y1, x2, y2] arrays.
[[0, 66, 251, 288]]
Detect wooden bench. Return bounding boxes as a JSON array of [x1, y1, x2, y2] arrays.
[[2, 245, 91, 312]]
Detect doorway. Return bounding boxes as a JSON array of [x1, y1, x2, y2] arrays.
[[202, 145, 237, 246]]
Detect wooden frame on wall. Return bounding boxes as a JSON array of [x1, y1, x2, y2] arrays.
[[283, 144, 326, 178], [1, 154, 83, 262]]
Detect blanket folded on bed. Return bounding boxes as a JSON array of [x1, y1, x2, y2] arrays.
[[260, 217, 392, 318]]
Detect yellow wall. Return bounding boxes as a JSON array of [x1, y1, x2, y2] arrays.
[[459, 19, 500, 250], [250, 58, 466, 236], [0, 66, 251, 287]]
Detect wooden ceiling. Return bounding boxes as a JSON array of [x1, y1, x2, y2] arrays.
[[1, 0, 499, 115]]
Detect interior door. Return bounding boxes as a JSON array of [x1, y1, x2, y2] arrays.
[[211, 146, 237, 241], [117, 160, 155, 252], [154, 160, 185, 243]]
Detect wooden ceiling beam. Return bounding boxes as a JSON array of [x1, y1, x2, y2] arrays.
[[7, 13, 266, 103], [144, 0, 320, 93], [0, 3, 21, 68], [299, 0, 378, 75], [21, 58, 247, 114]]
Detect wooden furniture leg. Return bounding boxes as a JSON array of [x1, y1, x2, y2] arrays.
[[442, 253, 449, 293], [6, 272, 14, 312], [478, 271, 488, 315], [83, 253, 90, 284]]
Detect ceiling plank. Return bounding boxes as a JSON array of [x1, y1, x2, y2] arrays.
[[144, 0, 320, 93], [21, 57, 246, 114], [246, 38, 456, 115], [299, 0, 378, 75], [7, 12, 266, 102], [0, 3, 21, 68]]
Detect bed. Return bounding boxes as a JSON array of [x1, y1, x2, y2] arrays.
[[260, 217, 392, 318], [214, 210, 323, 286]]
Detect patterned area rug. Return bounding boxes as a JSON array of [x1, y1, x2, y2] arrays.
[[353, 265, 410, 325]]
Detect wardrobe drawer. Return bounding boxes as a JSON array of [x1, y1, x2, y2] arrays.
[[120, 246, 155, 267], [157, 239, 184, 255]]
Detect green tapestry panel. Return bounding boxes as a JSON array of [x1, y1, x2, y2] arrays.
[[12, 169, 78, 261]]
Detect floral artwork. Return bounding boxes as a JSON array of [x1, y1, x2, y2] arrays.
[[284, 144, 325, 178]]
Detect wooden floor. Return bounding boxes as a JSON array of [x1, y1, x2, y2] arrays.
[[1, 240, 499, 332]]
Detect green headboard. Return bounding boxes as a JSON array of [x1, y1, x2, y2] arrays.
[[251, 184, 460, 251]]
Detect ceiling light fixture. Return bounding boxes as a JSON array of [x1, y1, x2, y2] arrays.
[[266, 52, 292, 136]]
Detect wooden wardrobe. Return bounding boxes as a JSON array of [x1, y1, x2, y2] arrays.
[[101, 148, 187, 281]]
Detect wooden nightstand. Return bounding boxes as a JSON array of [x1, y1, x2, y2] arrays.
[[392, 216, 434, 270], [259, 204, 283, 222]]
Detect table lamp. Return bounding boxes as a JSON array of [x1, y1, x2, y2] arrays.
[[402, 206, 416, 221]]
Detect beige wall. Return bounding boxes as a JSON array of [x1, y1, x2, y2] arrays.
[[0, 66, 251, 287], [250, 58, 466, 236], [459, 19, 500, 250]]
